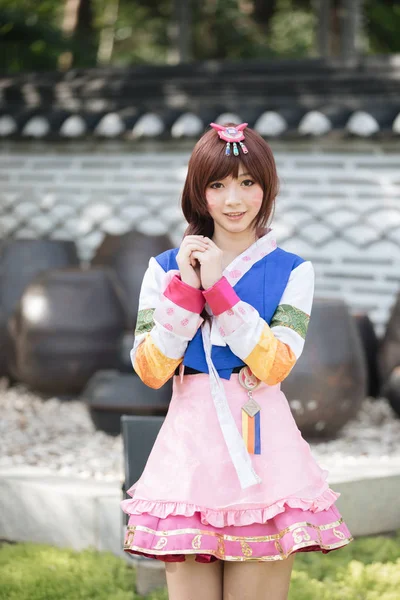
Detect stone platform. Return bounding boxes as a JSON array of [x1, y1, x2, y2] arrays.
[[1, 459, 400, 556]]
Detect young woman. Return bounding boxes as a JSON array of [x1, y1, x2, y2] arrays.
[[121, 123, 353, 600]]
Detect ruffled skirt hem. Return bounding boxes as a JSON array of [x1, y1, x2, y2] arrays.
[[121, 487, 340, 528], [123, 503, 353, 563]]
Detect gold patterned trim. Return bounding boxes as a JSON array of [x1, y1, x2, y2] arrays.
[[125, 536, 354, 562], [332, 528, 347, 539], [270, 304, 310, 339], [127, 516, 345, 543], [217, 537, 226, 559], [124, 526, 136, 550], [192, 535, 202, 549], [240, 541, 253, 557], [135, 308, 155, 335], [154, 537, 168, 550], [123, 518, 354, 561]]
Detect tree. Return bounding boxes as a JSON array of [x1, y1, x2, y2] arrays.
[[59, 0, 97, 69], [364, 0, 400, 53], [0, 0, 399, 74]]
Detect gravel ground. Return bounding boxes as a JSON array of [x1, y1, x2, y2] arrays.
[[0, 377, 399, 481]]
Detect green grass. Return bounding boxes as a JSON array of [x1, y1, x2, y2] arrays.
[[290, 530, 400, 600], [0, 531, 400, 599]]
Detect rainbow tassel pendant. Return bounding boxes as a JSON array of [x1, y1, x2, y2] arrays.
[[242, 409, 261, 454], [238, 366, 261, 455]]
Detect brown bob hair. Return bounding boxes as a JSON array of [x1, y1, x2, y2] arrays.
[[181, 124, 279, 238]]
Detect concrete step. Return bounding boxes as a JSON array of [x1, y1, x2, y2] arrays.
[[1, 462, 399, 595], [1, 461, 400, 552]]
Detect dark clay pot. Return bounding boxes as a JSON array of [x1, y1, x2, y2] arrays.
[[91, 230, 172, 329], [117, 331, 135, 373], [381, 366, 400, 418], [82, 370, 172, 435], [378, 292, 400, 384], [353, 312, 381, 398], [281, 298, 367, 439], [0, 239, 79, 376], [8, 267, 126, 394], [0, 311, 10, 378]]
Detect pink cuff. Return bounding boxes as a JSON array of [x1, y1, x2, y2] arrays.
[[163, 274, 205, 314], [202, 276, 240, 315]]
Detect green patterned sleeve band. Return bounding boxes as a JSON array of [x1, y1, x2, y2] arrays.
[[270, 304, 310, 340], [135, 308, 155, 336]]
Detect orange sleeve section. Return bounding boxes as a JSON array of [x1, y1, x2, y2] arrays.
[[134, 334, 182, 389], [264, 340, 297, 385], [244, 324, 297, 386]]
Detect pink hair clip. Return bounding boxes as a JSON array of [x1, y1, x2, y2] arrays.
[[210, 122, 249, 157]]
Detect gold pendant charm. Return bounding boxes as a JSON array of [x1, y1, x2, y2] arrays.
[[238, 366, 262, 455], [242, 396, 261, 417], [238, 366, 261, 415]]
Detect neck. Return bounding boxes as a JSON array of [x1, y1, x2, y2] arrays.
[[212, 226, 258, 256]]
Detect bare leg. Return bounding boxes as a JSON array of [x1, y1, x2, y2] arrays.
[[165, 555, 223, 600], [223, 554, 295, 600]]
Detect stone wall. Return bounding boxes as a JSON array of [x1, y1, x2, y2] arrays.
[[0, 139, 399, 336]]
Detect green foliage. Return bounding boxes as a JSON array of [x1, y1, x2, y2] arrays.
[[1, 531, 400, 600], [0, 543, 136, 600], [1, 0, 399, 73], [364, 0, 400, 53], [93, 0, 172, 65], [267, 0, 316, 57], [0, 8, 65, 72], [288, 530, 400, 600], [188, 0, 315, 61], [192, 0, 273, 60], [289, 561, 400, 600], [0, 5, 96, 72]]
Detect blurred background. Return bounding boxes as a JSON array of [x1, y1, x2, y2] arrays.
[[0, 2, 400, 598], [1, 0, 400, 70]]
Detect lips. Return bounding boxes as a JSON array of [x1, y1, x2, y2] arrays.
[[224, 212, 246, 220]]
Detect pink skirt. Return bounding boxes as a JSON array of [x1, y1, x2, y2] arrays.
[[122, 374, 354, 562], [123, 504, 352, 562]]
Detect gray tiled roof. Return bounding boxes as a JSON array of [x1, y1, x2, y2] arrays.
[[1, 57, 400, 139]]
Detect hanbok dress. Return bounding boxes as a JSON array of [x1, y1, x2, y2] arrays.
[[121, 228, 353, 562]]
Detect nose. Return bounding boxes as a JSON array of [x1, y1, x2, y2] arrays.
[[225, 182, 241, 206]]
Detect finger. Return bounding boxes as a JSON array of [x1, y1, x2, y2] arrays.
[[192, 246, 214, 259], [182, 242, 208, 254], [182, 243, 207, 255], [191, 246, 212, 256], [191, 250, 208, 263], [183, 235, 209, 246], [202, 237, 218, 250]]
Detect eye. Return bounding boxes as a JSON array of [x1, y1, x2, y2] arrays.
[[209, 182, 223, 189], [241, 179, 254, 187]]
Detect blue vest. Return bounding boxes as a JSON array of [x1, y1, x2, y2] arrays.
[[156, 247, 304, 379]]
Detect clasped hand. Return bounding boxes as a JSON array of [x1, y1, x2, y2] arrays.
[[176, 235, 223, 290]]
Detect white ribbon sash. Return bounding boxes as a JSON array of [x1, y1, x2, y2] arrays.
[[201, 321, 262, 490]]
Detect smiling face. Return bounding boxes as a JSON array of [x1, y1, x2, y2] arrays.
[[205, 165, 264, 237], [181, 125, 278, 240]]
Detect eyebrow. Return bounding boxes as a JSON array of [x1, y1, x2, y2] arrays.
[[238, 172, 251, 178]]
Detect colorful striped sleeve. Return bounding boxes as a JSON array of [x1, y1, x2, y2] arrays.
[[132, 257, 205, 389], [202, 261, 314, 386]]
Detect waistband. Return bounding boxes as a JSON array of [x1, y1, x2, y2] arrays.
[[174, 365, 243, 376]]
